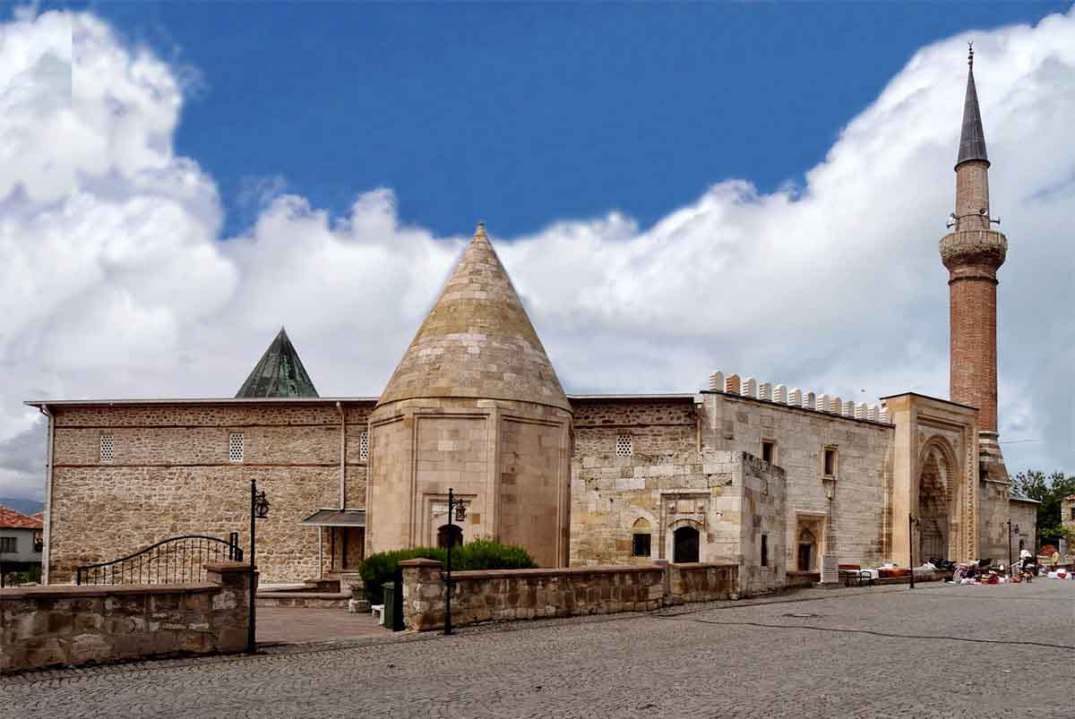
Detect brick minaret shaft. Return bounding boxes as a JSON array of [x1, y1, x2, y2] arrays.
[[940, 47, 1007, 434]]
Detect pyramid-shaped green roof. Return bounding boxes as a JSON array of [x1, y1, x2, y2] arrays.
[[236, 328, 319, 398]]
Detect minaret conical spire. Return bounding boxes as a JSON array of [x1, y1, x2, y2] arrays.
[[956, 43, 989, 168]]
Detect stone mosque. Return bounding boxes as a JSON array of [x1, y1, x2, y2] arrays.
[[27, 57, 1037, 593]]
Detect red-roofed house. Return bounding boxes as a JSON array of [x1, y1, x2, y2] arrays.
[[0, 505, 44, 584]]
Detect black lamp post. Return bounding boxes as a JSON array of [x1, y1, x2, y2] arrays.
[[247, 479, 270, 654], [908, 514, 919, 590], [1006, 520, 1018, 577], [443, 487, 465, 636]]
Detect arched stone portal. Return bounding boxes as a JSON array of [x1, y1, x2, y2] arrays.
[[918, 443, 953, 562], [437, 524, 463, 549]]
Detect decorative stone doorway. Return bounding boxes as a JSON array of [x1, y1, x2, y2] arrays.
[[673, 526, 699, 563], [918, 444, 952, 563], [797, 528, 818, 571]]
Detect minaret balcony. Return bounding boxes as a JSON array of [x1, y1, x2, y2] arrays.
[[939, 229, 1007, 275]]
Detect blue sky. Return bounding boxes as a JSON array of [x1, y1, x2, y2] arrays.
[[59, 1, 1072, 237], [0, 4, 1073, 498]]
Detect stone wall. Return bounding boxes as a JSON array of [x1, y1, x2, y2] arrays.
[[667, 563, 738, 603], [978, 437, 1013, 563], [399, 558, 736, 631], [570, 397, 786, 592], [44, 400, 373, 584], [0, 562, 251, 674], [1008, 499, 1038, 558], [701, 391, 893, 570], [570, 397, 702, 566], [1061, 496, 1075, 552], [367, 397, 571, 568]]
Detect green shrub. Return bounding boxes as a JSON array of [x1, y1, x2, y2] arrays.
[[359, 540, 537, 604]]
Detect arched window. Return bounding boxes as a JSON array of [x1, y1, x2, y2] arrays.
[[673, 525, 700, 563], [632, 517, 652, 557], [437, 524, 463, 549]]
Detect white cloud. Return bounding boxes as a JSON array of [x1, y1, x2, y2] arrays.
[[1, 8, 1073, 499]]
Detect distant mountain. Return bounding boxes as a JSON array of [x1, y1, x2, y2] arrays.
[[0, 497, 44, 516]]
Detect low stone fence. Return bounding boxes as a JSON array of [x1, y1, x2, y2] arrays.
[[667, 563, 738, 603], [0, 562, 252, 674], [399, 559, 737, 632]]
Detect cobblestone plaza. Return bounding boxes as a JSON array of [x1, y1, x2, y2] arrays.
[[3, 582, 1072, 718]]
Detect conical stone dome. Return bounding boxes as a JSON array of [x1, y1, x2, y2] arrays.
[[378, 223, 569, 411]]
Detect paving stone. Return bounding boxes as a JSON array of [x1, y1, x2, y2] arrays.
[[3, 581, 1071, 718]]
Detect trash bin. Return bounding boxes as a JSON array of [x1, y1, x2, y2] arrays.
[[382, 581, 405, 631]]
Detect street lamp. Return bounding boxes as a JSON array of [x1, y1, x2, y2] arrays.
[[443, 487, 465, 636], [908, 514, 919, 590], [247, 479, 270, 654], [1006, 520, 1019, 577]]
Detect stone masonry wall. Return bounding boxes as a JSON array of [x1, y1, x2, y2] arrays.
[[701, 392, 893, 570], [46, 401, 374, 584], [570, 398, 787, 596], [0, 562, 251, 674], [1008, 499, 1038, 558], [367, 397, 570, 568], [399, 558, 736, 631], [570, 398, 701, 565], [667, 563, 738, 603]]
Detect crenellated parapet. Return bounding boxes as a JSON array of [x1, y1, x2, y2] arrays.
[[706, 371, 891, 424]]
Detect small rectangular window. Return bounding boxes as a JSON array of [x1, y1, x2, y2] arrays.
[[359, 431, 369, 462], [761, 534, 769, 567], [99, 434, 114, 463], [0, 537, 16, 553], [615, 435, 633, 457], [632, 533, 651, 557], [761, 440, 775, 464], [823, 447, 837, 477], [1070, 507, 1075, 521], [228, 432, 245, 463]]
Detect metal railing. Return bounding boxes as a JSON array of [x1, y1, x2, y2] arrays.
[[75, 532, 243, 586]]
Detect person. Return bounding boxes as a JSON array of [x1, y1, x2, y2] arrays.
[[1050, 549, 1061, 570]]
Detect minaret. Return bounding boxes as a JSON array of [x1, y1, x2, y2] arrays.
[[939, 46, 1011, 514], [940, 46, 1007, 434]]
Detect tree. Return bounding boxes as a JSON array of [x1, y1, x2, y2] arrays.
[[1013, 470, 1075, 547]]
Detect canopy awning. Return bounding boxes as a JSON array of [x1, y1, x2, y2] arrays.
[[300, 508, 366, 527]]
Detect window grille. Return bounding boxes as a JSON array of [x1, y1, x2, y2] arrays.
[[99, 434, 114, 463], [359, 431, 369, 461], [228, 433, 245, 463], [615, 435, 633, 457], [0, 537, 16, 553]]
